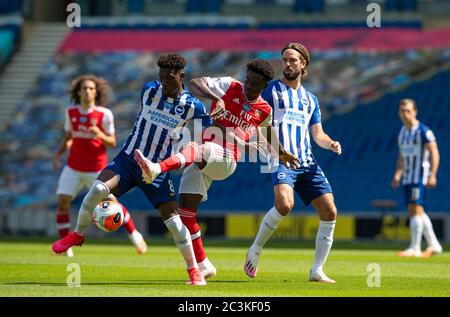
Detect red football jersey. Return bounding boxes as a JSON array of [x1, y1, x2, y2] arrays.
[[64, 105, 115, 172], [202, 77, 272, 161]]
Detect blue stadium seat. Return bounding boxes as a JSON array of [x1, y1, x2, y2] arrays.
[[0, 29, 13, 65]]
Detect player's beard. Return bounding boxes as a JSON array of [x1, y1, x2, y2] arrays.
[[283, 70, 301, 81]]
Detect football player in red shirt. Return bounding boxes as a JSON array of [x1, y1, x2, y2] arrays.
[[134, 59, 299, 278]]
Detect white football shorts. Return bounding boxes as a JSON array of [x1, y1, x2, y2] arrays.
[[179, 142, 236, 202], [56, 165, 101, 198]]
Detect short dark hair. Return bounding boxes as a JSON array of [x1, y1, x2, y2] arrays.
[[157, 53, 186, 70], [400, 98, 417, 111], [282, 42, 310, 78], [70, 75, 111, 106], [247, 59, 274, 82]]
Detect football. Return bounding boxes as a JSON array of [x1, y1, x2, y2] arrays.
[[92, 200, 124, 232]]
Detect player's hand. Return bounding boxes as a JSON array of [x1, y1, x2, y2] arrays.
[[88, 126, 103, 138], [426, 175, 437, 189], [52, 155, 61, 171], [279, 152, 301, 169], [210, 98, 226, 120], [391, 177, 400, 189], [330, 141, 342, 155]]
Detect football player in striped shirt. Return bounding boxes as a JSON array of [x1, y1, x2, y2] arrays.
[[52, 53, 210, 285], [244, 43, 342, 283], [391, 99, 442, 258]]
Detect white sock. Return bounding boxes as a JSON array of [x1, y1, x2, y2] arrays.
[[164, 215, 198, 270], [409, 215, 424, 252], [75, 180, 110, 235], [128, 230, 140, 244], [250, 207, 285, 253], [421, 213, 441, 249], [311, 220, 336, 274]]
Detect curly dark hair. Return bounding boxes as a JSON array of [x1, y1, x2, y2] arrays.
[[247, 59, 274, 82], [157, 53, 186, 70], [70, 75, 111, 106], [281, 43, 310, 78]]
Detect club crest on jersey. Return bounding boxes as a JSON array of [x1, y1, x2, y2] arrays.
[[80, 116, 87, 123], [90, 118, 98, 126], [242, 103, 252, 112], [301, 98, 309, 107], [175, 104, 185, 116], [254, 109, 262, 118], [277, 173, 286, 180], [301, 98, 312, 113]]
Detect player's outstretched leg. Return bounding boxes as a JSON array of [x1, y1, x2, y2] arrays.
[[134, 142, 201, 184], [52, 180, 110, 254], [121, 203, 148, 254]]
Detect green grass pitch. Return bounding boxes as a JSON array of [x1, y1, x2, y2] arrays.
[[0, 239, 449, 297]]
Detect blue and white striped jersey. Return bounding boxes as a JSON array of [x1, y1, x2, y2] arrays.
[[398, 122, 436, 185], [261, 80, 321, 167], [123, 81, 210, 163]]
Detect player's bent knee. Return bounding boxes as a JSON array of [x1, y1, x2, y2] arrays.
[[321, 206, 337, 221], [83, 180, 110, 207], [275, 202, 293, 216]]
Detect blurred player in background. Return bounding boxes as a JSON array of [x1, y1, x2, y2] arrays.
[[134, 58, 300, 279], [52, 54, 210, 285], [244, 43, 342, 283], [53, 75, 147, 257], [391, 99, 443, 258]]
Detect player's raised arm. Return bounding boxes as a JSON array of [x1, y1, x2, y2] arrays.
[[189, 77, 234, 120], [310, 123, 342, 155]]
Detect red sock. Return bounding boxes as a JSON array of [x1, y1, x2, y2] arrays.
[[160, 142, 201, 173], [56, 211, 70, 238], [179, 207, 206, 263], [120, 203, 136, 234]]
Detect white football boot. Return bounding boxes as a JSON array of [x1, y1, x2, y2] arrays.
[[129, 231, 148, 255], [397, 248, 421, 257], [198, 257, 217, 279], [308, 270, 336, 283], [244, 248, 260, 278], [133, 149, 161, 184], [421, 245, 443, 258]]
